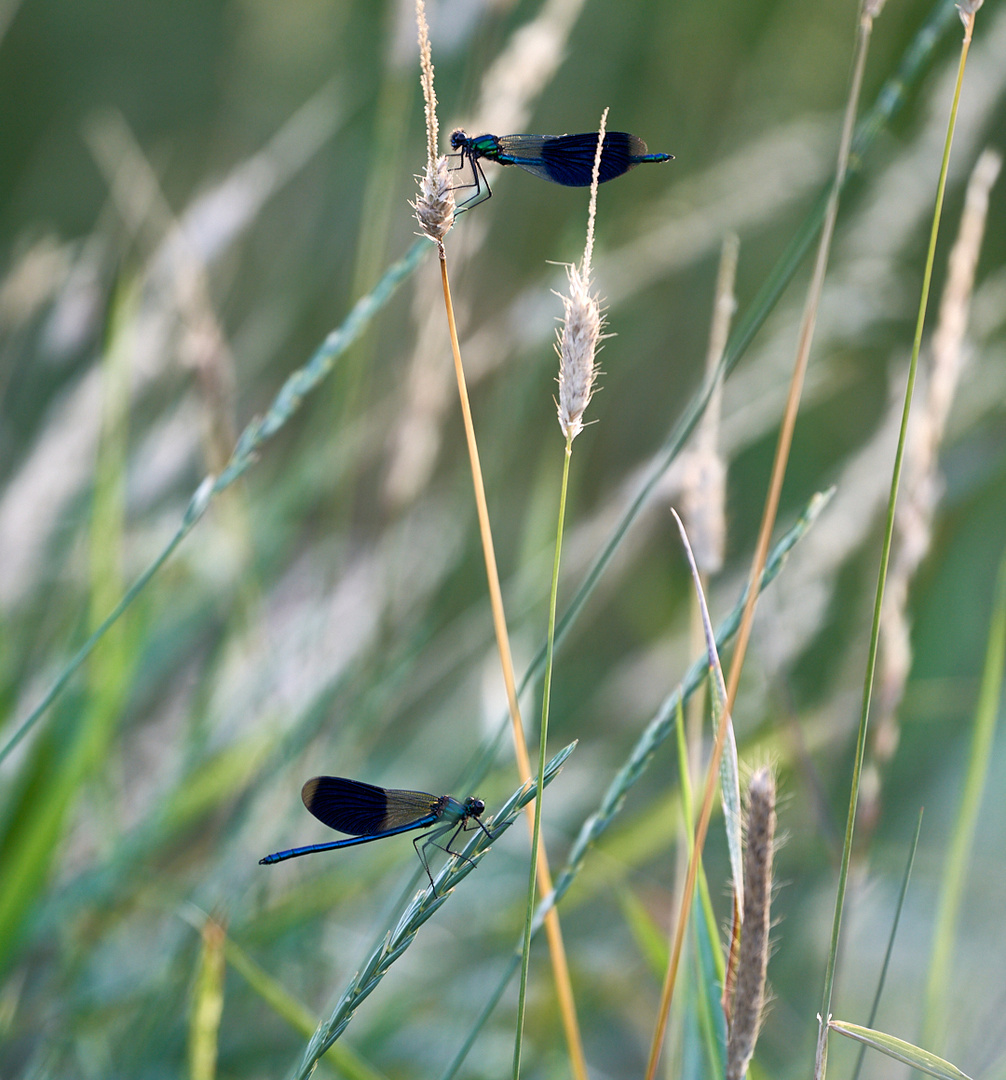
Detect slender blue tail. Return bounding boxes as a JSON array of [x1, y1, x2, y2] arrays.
[[259, 840, 353, 865]]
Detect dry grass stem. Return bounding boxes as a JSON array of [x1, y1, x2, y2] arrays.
[[726, 768, 776, 1080], [428, 93, 586, 1080], [725, 0, 877, 721]]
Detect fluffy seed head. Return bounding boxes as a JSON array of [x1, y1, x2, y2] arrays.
[[727, 767, 776, 1080], [556, 262, 604, 441], [414, 154, 455, 241]]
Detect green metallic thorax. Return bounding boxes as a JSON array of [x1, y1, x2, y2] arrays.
[[468, 134, 503, 161]]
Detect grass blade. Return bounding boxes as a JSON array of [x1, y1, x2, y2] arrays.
[[924, 550, 1006, 1045], [831, 1020, 973, 1080]]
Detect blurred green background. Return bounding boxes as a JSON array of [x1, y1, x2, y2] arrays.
[[2, 0, 1005, 1077]]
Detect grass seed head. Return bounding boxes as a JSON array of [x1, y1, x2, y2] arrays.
[[556, 262, 604, 441], [415, 155, 455, 241]]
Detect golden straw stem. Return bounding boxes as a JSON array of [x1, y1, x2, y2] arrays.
[[438, 246, 588, 1080]]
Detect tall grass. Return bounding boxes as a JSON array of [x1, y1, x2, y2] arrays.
[[1, 1, 1004, 1078]]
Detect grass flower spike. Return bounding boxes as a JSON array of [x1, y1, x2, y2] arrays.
[[413, 0, 454, 241], [556, 261, 603, 441], [727, 767, 777, 1080], [415, 154, 455, 242], [556, 110, 608, 442]]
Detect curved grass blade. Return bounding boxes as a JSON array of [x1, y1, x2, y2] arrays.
[[672, 509, 744, 917], [290, 742, 576, 1080], [830, 1021, 973, 1080]]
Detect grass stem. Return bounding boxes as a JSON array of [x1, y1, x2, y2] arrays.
[[815, 11, 978, 1078], [514, 435, 574, 1080], [645, 7, 879, 1075], [437, 244, 587, 1080]]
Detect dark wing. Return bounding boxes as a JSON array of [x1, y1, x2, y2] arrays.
[[489, 134, 549, 180], [496, 132, 648, 187], [301, 777, 439, 835]]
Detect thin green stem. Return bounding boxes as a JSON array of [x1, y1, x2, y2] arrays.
[[851, 809, 924, 1080], [513, 436, 573, 1079], [441, 492, 832, 1080], [814, 19, 975, 1080], [648, 6, 878, 1071], [497, 0, 958, 754]]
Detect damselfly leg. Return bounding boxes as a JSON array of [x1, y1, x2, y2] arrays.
[[448, 149, 493, 214]]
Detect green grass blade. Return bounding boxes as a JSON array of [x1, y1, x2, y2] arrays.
[[617, 882, 671, 976], [0, 281, 142, 972], [675, 697, 725, 988], [691, 889, 726, 1080], [830, 1021, 974, 1080], [851, 809, 924, 1080], [290, 743, 576, 1080], [189, 918, 226, 1080], [924, 550, 1006, 1046], [672, 510, 744, 916]]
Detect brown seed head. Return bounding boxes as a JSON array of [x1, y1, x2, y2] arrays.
[[727, 767, 776, 1080]]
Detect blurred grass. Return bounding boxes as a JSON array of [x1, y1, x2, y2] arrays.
[[1, 0, 1005, 1078], [925, 549, 1006, 1048]]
